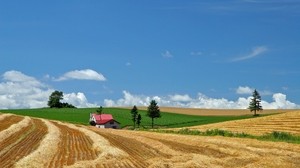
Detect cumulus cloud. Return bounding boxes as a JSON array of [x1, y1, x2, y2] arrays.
[[162, 50, 173, 58], [236, 86, 253, 95], [56, 69, 106, 81], [63, 92, 98, 108], [0, 70, 97, 109], [104, 90, 300, 109], [232, 46, 268, 62]]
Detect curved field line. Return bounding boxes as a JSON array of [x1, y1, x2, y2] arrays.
[[0, 113, 12, 121], [0, 116, 31, 143], [0, 119, 48, 168], [0, 115, 24, 132], [47, 121, 99, 167], [15, 119, 60, 168]]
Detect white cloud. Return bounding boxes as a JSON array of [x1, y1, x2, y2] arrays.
[[162, 50, 173, 58], [169, 94, 193, 102], [0, 70, 98, 109], [232, 46, 268, 62], [236, 86, 253, 95], [63, 92, 98, 108], [104, 90, 300, 109], [56, 69, 106, 81]]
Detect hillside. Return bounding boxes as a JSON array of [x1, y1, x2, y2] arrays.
[[1, 113, 300, 167]]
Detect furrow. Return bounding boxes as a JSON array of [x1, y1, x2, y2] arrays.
[[0, 115, 24, 132]]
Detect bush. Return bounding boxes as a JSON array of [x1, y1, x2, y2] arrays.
[[89, 120, 96, 126]]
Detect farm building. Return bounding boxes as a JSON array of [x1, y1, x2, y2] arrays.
[[89, 113, 120, 129]]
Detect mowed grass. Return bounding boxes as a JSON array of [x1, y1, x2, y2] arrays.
[[1, 108, 258, 128]]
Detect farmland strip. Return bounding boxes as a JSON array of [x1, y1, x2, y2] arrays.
[[0, 119, 47, 168], [0, 115, 23, 131], [15, 119, 60, 168], [48, 122, 102, 167]]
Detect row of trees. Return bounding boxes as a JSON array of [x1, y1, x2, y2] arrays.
[[131, 100, 161, 129]]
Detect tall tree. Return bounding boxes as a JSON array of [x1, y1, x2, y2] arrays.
[[48, 90, 63, 108], [97, 106, 103, 114], [131, 105, 138, 129], [147, 100, 161, 128], [137, 114, 142, 128], [248, 89, 263, 116]]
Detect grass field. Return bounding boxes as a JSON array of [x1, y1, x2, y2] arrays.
[[0, 107, 261, 128]]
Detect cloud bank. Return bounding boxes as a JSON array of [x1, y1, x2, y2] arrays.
[[0, 70, 97, 109], [104, 90, 299, 109], [56, 69, 106, 81]]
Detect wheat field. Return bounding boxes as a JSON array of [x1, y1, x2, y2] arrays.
[[186, 110, 300, 136], [1, 113, 300, 168]]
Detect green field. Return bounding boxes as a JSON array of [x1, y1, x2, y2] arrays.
[[1, 108, 256, 128]]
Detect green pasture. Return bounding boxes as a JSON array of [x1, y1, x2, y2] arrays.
[[1, 107, 256, 128]]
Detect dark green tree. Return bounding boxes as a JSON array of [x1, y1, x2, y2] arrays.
[[48, 90, 63, 108], [48, 90, 76, 108], [131, 105, 138, 129], [97, 106, 103, 114], [147, 100, 161, 128], [137, 114, 142, 128], [248, 89, 263, 116]]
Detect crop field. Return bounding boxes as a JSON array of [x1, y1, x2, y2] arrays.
[[1, 113, 300, 167], [187, 110, 300, 136]]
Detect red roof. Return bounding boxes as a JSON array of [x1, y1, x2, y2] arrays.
[[92, 114, 115, 124]]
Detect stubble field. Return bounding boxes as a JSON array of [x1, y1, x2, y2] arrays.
[[1, 112, 300, 168]]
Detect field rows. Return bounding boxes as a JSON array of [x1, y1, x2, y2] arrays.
[[187, 110, 300, 135], [1, 113, 300, 167]]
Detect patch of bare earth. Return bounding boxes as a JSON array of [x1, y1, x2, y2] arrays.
[[187, 110, 300, 135]]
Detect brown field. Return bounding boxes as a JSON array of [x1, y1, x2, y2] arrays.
[[187, 110, 300, 136], [1, 113, 300, 168], [134, 106, 295, 116]]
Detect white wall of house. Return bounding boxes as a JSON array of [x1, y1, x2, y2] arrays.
[[96, 121, 120, 129]]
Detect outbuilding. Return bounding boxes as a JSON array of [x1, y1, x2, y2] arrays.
[[90, 113, 120, 129]]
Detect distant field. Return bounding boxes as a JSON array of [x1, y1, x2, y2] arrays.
[[1, 113, 300, 167], [0, 107, 261, 128], [187, 110, 300, 136], [136, 106, 294, 116]]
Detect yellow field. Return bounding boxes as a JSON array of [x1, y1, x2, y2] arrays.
[[1, 113, 300, 167], [135, 106, 294, 116], [186, 110, 300, 136]]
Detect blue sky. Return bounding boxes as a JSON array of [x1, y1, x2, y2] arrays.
[[1, 0, 300, 109]]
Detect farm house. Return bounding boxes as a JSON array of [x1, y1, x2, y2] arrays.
[[89, 113, 120, 129]]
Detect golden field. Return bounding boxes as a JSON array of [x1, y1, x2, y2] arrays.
[[1, 112, 300, 168]]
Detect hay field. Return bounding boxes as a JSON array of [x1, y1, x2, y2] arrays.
[[187, 110, 300, 136], [1, 113, 300, 167], [135, 106, 294, 116]]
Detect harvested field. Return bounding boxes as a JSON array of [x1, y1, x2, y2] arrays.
[[1, 113, 300, 168], [187, 110, 300, 135], [134, 106, 294, 116]]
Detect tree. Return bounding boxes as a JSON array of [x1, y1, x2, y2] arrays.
[[248, 89, 263, 116], [97, 106, 103, 114], [48, 90, 76, 108], [131, 105, 138, 129], [137, 114, 142, 128], [48, 90, 63, 108], [147, 100, 161, 128]]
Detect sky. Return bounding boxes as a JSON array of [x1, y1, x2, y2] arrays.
[[0, 0, 300, 109]]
